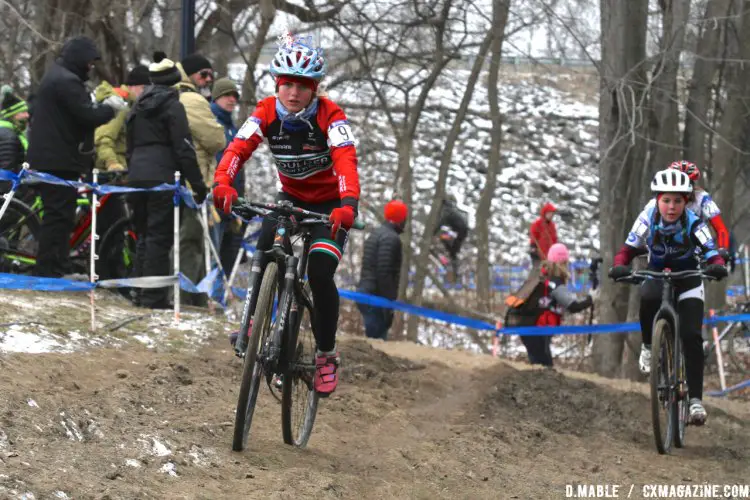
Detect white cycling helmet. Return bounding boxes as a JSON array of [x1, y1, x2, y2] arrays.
[[269, 34, 326, 81], [650, 168, 693, 194]]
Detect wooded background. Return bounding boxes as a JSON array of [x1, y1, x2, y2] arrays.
[[2, 0, 749, 377]]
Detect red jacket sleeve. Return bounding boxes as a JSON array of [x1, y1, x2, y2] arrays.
[[613, 245, 638, 266], [214, 99, 270, 186], [709, 214, 730, 249], [319, 99, 360, 207]]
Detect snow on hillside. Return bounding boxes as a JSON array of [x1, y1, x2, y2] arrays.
[[228, 64, 600, 268]]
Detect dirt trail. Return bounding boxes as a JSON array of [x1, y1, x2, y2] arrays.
[[0, 293, 748, 499]]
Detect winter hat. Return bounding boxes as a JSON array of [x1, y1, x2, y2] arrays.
[[0, 85, 28, 120], [276, 75, 317, 92], [384, 200, 408, 225], [212, 78, 239, 101], [125, 65, 150, 86], [547, 243, 570, 264], [181, 53, 212, 76], [149, 52, 181, 86]]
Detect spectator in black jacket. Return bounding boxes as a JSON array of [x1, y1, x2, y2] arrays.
[[126, 57, 207, 309], [357, 199, 408, 340], [27, 36, 126, 277], [0, 85, 29, 173], [434, 193, 469, 276]]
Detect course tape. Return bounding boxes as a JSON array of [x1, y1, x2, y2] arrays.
[[0, 169, 199, 209], [706, 378, 750, 397]]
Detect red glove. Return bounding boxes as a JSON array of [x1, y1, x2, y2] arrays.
[[213, 176, 238, 215], [329, 206, 355, 239]]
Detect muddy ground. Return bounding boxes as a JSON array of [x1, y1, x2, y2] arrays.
[[0, 290, 748, 499]]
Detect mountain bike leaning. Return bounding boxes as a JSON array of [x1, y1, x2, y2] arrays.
[[614, 268, 720, 454], [230, 198, 364, 452]]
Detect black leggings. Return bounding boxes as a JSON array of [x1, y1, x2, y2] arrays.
[[639, 276, 704, 399], [255, 193, 347, 353]]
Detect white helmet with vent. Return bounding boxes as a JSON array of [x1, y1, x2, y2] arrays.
[[650, 169, 693, 194]]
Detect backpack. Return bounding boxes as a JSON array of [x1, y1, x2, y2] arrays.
[[504, 274, 544, 327]]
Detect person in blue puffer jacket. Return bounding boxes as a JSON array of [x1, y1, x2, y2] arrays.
[[210, 78, 245, 275]]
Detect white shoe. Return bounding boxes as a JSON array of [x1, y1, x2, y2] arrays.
[[639, 345, 651, 375], [689, 399, 707, 426]]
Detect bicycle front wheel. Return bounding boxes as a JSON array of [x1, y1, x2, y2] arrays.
[[0, 198, 40, 273], [281, 282, 319, 447], [232, 262, 278, 452], [651, 318, 675, 455], [673, 342, 688, 449]]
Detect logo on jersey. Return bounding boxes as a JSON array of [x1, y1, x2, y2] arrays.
[[273, 152, 332, 179]]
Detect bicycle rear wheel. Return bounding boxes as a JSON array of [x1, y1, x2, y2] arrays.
[[0, 198, 40, 273], [651, 318, 675, 455], [728, 323, 750, 376], [232, 262, 278, 452], [97, 216, 137, 281], [281, 282, 319, 447]]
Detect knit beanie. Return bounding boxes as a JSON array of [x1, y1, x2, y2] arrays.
[[125, 65, 150, 86], [149, 52, 181, 86], [276, 74, 317, 92], [181, 53, 212, 76], [0, 85, 28, 120], [212, 78, 239, 101], [384, 200, 408, 225]]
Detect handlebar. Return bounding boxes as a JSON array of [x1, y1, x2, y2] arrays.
[[231, 197, 366, 230], [615, 268, 718, 285]]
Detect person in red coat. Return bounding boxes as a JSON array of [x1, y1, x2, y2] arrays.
[[529, 202, 558, 263]]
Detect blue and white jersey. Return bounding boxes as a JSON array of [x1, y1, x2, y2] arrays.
[[625, 205, 719, 270], [643, 190, 720, 223]]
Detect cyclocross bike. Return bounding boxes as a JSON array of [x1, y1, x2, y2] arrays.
[[616, 268, 718, 455], [230, 198, 364, 451]]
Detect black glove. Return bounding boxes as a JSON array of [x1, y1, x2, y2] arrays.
[[608, 265, 630, 280], [704, 263, 728, 280], [193, 184, 208, 205]]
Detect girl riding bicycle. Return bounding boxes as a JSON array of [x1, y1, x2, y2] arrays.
[[213, 33, 359, 396], [644, 161, 729, 250], [609, 169, 727, 425]]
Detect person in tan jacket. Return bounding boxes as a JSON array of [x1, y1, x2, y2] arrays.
[[164, 52, 225, 306], [94, 66, 150, 172], [175, 55, 225, 186]]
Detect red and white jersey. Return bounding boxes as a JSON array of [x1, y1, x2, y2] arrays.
[[215, 96, 360, 206]]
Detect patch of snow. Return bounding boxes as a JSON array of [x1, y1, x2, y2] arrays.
[[27, 399, 38, 408], [59, 413, 83, 442], [53, 492, 70, 499], [139, 435, 172, 457], [160, 461, 178, 477], [125, 459, 141, 468]]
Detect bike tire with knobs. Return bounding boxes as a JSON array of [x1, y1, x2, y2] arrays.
[[673, 341, 688, 449], [281, 282, 319, 447], [232, 262, 278, 452], [651, 318, 676, 455]]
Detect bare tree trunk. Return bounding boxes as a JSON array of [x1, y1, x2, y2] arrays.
[[683, 0, 731, 163], [594, 0, 649, 377], [706, 1, 750, 309], [648, 0, 690, 172], [476, 0, 511, 314], [406, 32, 493, 342]]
